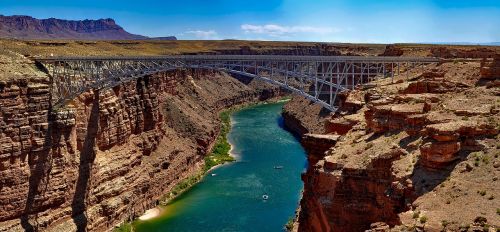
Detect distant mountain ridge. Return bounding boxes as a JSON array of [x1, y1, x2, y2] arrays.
[[0, 15, 176, 40], [419, 42, 500, 46]]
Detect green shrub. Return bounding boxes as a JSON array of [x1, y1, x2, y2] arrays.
[[161, 106, 239, 204], [162, 174, 203, 204], [114, 222, 133, 232], [420, 216, 428, 224], [203, 110, 236, 172], [284, 217, 294, 231], [412, 211, 420, 219], [482, 156, 490, 164]]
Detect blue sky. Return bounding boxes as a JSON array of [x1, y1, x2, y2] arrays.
[[1, 0, 499, 43]]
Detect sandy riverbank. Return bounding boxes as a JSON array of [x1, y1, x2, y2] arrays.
[[138, 208, 162, 221]]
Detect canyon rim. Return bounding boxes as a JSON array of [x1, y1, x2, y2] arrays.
[[1, 1, 500, 231]]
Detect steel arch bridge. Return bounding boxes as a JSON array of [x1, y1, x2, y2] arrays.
[[35, 55, 440, 111]]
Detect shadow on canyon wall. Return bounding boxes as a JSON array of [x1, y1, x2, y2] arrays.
[[397, 134, 460, 196], [71, 91, 100, 232], [20, 121, 53, 232], [21, 91, 100, 232]]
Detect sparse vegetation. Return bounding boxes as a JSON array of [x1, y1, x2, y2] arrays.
[[478, 190, 487, 196], [203, 109, 236, 172], [284, 217, 294, 231], [471, 152, 490, 166], [482, 156, 490, 164], [420, 215, 428, 224], [159, 109, 238, 205], [496, 208, 500, 216], [412, 211, 420, 219], [114, 222, 134, 232], [171, 175, 202, 197]]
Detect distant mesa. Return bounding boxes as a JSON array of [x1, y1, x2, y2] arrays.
[[148, 36, 178, 41], [0, 15, 177, 41]]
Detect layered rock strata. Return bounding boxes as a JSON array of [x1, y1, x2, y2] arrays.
[[0, 69, 280, 231], [284, 60, 500, 231]]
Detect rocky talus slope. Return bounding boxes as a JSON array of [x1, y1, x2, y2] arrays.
[[284, 54, 500, 231], [0, 53, 280, 231]]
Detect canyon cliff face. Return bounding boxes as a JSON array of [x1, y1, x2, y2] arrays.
[[285, 54, 500, 231], [0, 64, 280, 231], [1, 40, 500, 232]]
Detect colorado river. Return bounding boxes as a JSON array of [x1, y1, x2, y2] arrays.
[[135, 102, 306, 232]]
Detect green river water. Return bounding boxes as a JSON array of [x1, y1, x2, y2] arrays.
[[134, 102, 306, 232]]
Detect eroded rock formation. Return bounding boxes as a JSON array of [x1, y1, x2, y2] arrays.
[[0, 68, 281, 231], [284, 57, 500, 231]]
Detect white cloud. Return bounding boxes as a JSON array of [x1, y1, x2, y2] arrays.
[[185, 30, 219, 39], [241, 24, 339, 37]]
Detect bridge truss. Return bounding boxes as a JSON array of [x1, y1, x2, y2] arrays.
[[35, 55, 439, 111]]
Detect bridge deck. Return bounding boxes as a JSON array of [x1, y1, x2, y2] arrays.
[[35, 55, 441, 62]]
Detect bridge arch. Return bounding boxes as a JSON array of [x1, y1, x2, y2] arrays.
[[35, 55, 439, 111]]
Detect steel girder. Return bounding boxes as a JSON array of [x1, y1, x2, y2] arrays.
[[35, 55, 440, 111]]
